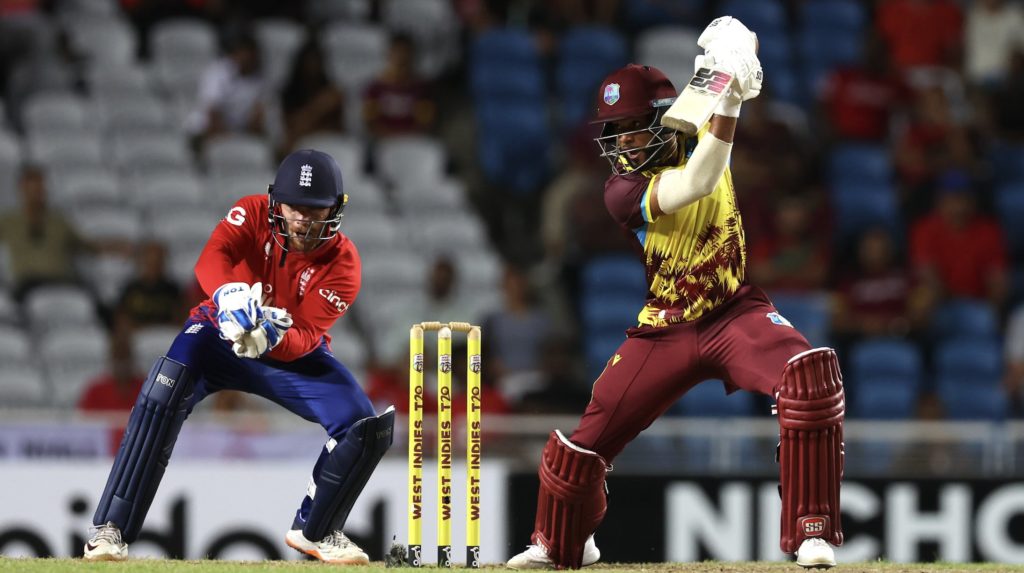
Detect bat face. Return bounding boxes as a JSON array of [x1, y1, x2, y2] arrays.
[[660, 66, 734, 135]]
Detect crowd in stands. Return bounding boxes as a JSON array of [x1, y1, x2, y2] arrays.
[[0, 0, 1022, 425]]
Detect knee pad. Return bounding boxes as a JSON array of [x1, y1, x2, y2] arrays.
[[303, 406, 395, 542], [93, 357, 195, 543], [777, 348, 845, 553], [532, 430, 609, 569]]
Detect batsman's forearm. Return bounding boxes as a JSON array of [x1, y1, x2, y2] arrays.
[[654, 132, 733, 214], [709, 115, 737, 143]]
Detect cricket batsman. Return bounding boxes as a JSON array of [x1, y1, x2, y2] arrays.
[[83, 149, 394, 564], [507, 17, 844, 570]]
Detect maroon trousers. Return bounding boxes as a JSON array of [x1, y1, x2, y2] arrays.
[[571, 285, 811, 462]]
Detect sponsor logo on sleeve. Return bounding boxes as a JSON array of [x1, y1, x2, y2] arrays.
[[318, 288, 349, 314], [225, 206, 246, 226]]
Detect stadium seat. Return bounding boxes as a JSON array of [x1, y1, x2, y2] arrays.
[[41, 325, 109, 407], [829, 144, 892, 186], [0, 325, 33, 368], [622, 0, 704, 30], [97, 96, 172, 134], [395, 177, 469, 215], [453, 248, 503, 291], [254, 18, 306, 90], [670, 380, 757, 417], [720, 0, 787, 33], [24, 285, 100, 335], [133, 326, 181, 375], [848, 339, 922, 419], [341, 212, 404, 251], [327, 319, 369, 372], [377, 136, 446, 188], [411, 213, 490, 255], [470, 64, 545, 101], [635, 26, 701, 82], [557, 26, 628, 128], [151, 18, 218, 65], [935, 338, 1006, 420], [112, 133, 191, 172], [991, 143, 1024, 184], [361, 251, 428, 294], [382, 0, 459, 78], [23, 92, 94, 132], [831, 182, 900, 243], [72, 205, 145, 242], [203, 134, 274, 174], [149, 207, 221, 252], [28, 129, 104, 169], [321, 22, 388, 90], [581, 255, 648, 296], [471, 28, 539, 67], [295, 133, 365, 180], [799, 0, 866, 34], [931, 298, 999, 340], [135, 173, 206, 208], [0, 364, 49, 407], [87, 66, 154, 98], [79, 253, 135, 307], [49, 166, 120, 207], [66, 15, 137, 67], [476, 102, 550, 194], [995, 184, 1024, 256], [768, 291, 831, 347]]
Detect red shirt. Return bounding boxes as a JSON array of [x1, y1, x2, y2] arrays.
[[821, 68, 907, 141], [910, 214, 1007, 298], [363, 79, 433, 136], [190, 195, 361, 362], [77, 374, 145, 411], [877, 0, 962, 70]]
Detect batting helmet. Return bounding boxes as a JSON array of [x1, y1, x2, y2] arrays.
[[593, 64, 679, 174], [267, 149, 348, 252]]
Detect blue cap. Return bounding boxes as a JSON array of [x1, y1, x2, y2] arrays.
[[270, 149, 344, 208]]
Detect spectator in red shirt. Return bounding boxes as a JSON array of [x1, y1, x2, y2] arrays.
[[749, 194, 830, 293], [833, 226, 928, 342], [362, 33, 436, 138], [876, 0, 963, 72], [910, 170, 1009, 308], [819, 35, 910, 142], [78, 320, 144, 412]]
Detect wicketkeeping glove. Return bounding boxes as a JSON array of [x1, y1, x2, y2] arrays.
[[213, 282, 263, 343], [231, 305, 294, 359]]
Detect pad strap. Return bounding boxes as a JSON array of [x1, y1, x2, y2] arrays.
[[532, 430, 609, 569], [93, 357, 194, 543], [777, 348, 845, 553]]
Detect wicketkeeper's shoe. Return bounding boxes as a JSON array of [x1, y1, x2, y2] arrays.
[[285, 529, 370, 565], [83, 521, 127, 561], [506, 535, 600, 569], [796, 538, 836, 569]]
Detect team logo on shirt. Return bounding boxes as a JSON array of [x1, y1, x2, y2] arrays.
[[766, 312, 793, 327], [611, 354, 622, 366], [300, 164, 313, 187], [299, 266, 318, 297], [603, 83, 620, 105]]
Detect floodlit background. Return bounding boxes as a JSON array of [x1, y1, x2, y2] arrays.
[[0, 0, 1023, 565]]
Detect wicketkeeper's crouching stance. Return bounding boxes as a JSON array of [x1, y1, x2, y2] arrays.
[[507, 16, 843, 571], [84, 149, 395, 564]]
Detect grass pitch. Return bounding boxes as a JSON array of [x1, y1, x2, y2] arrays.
[[2, 559, 1023, 573]]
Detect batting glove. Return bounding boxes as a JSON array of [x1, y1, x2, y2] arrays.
[[213, 282, 264, 343]]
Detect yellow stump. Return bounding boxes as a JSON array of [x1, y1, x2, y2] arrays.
[[407, 325, 424, 567], [436, 326, 453, 567], [466, 326, 482, 568]]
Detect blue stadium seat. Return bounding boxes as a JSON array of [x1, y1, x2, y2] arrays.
[[850, 339, 923, 381], [769, 292, 830, 347], [851, 379, 919, 419], [830, 183, 900, 243], [799, 30, 862, 69], [799, 0, 866, 34], [754, 29, 793, 74], [622, 0, 705, 30], [557, 27, 628, 128], [584, 331, 627, 380], [581, 255, 648, 297], [995, 184, 1024, 256], [720, 0, 787, 34], [670, 380, 756, 417], [471, 28, 538, 66], [470, 65, 544, 100], [934, 338, 1006, 420], [990, 143, 1024, 184], [581, 292, 641, 332], [931, 299, 999, 340], [476, 102, 550, 194], [829, 144, 892, 186]]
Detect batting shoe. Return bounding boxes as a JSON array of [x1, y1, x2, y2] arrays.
[[285, 529, 370, 565], [83, 521, 127, 561], [796, 538, 836, 569], [506, 535, 600, 569]]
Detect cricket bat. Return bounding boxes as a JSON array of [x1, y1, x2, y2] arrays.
[[660, 33, 758, 136]]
